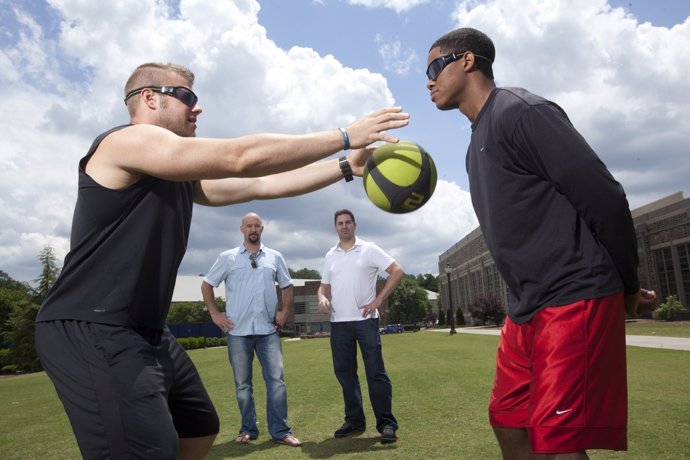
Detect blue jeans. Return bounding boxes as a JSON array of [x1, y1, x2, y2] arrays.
[[227, 332, 291, 439], [330, 319, 398, 433]]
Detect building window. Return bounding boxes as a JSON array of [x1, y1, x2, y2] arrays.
[[655, 247, 676, 301], [307, 300, 320, 314], [678, 243, 690, 305], [484, 264, 501, 293], [470, 271, 481, 300], [295, 302, 306, 314], [460, 276, 469, 311]]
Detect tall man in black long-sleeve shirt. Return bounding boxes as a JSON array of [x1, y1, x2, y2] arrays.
[[426, 28, 656, 459]]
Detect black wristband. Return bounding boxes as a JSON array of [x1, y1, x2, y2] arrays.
[[339, 156, 353, 182]]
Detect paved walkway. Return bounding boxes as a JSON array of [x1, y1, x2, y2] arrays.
[[430, 327, 690, 351]]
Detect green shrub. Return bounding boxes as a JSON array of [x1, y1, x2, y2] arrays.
[[655, 295, 685, 321], [176, 337, 227, 350], [177, 337, 195, 350], [469, 294, 505, 326], [0, 349, 17, 374], [206, 337, 226, 347]]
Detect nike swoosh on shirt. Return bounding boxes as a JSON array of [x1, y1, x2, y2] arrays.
[[556, 409, 572, 415]]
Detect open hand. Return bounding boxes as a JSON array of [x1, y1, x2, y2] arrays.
[[345, 107, 410, 149]]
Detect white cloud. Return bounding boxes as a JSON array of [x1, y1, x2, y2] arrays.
[[450, 0, 690, 208], [0, 0, 402, 282], [346, 0, 430, 14], [2, 0, 688, 284], [375, 34, 419, 76], [0, 85, 82, 280]]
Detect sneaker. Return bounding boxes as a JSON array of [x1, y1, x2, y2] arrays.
[[334, 422, 366, 438], [380, 426, 398, 444]]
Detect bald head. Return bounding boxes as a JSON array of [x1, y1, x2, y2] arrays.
[[241, 213, 264, 247]]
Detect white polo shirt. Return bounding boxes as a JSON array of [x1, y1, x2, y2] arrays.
[[321, 236, 395, 322]]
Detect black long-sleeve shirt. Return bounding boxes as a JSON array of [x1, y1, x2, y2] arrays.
[[467, 87, 639, 323]]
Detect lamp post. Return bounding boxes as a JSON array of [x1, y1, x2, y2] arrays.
[[445, 263, 457, 335]]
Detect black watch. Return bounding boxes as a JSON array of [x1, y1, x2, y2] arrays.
[[339, 156, 353, 182]]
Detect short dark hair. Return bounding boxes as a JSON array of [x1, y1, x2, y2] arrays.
[[430, 28, 495, 80], [334, 209, 355, 225]]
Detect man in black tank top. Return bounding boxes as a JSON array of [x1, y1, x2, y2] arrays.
[[35, 62, 409, 459]]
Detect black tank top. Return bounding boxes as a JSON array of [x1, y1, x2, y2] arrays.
[[36, 125, 195, 329]]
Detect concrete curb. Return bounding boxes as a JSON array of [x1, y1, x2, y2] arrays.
[[427, 327, 690, 351]]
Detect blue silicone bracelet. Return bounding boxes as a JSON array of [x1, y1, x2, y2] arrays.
[[338, 127, 350, 150]]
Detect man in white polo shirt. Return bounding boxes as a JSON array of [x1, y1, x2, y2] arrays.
[[317, 209, 404, 444]]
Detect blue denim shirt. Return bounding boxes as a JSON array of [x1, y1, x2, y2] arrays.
[[203, 244, 292, 336]]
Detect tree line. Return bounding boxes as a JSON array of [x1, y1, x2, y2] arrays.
[[8, 246, 682, 375], [1, 247, 442, 374], [0, 247, 60, 373]]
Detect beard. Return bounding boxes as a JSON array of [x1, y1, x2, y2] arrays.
[[158, 99, 196, 137], [248, 233, 260, 244]]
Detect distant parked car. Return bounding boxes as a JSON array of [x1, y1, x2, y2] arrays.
[[379, 323, 404, 334]]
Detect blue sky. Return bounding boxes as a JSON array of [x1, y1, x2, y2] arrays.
[[1, 0, 689, 283]]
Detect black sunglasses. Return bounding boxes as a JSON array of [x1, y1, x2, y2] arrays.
[[249, 253, 258, 269], [124, 86, 199, 108], [426, 51, 492, 81]]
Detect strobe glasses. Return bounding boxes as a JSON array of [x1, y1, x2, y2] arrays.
[[124, 86, 199, 108], [426, 51, 492, 81]]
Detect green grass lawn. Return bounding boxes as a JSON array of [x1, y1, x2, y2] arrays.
[[1, 331, 689, 459], [625, 319, 690, 338]]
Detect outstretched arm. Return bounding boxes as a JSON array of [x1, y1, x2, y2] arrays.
[[88, 107, 408, 191], [196, 147, 372, 205]]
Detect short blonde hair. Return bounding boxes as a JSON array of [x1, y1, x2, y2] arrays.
[[124, 62, 195, 115]]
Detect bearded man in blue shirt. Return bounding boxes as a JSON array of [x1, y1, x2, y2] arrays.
[[201, 212, 300, 447]]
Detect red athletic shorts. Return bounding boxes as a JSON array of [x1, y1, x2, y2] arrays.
[[488, 292, 627, 453]]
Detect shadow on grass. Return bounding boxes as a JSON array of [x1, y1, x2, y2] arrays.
[[207, 434, 398, 458]]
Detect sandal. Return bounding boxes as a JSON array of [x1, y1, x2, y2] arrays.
[[274, 433, 302, 447], [235, 432, 256, 444]]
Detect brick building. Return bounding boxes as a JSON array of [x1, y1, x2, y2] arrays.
[[438, 191, 690, 325], [633, 192, 690, 314]]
